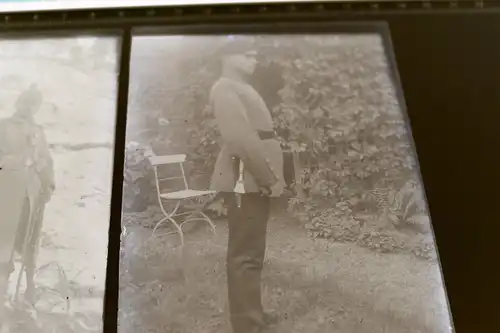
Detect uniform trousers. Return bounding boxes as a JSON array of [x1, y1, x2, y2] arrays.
[[223, 192, 271, 333]]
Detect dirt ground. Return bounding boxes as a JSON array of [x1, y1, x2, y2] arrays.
[[5, 148, 112, 331], [119, 203, 453, 333]]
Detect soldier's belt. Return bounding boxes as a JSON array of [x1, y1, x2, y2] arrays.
[[257, 130, 276, 140]]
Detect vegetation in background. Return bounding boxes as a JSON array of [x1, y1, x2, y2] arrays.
[[124, 35, 436, 260]]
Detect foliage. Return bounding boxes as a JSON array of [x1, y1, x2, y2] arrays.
[[298, 180, 435, 259], [126, 35, 436, 259], [123, 141, 158, 213]]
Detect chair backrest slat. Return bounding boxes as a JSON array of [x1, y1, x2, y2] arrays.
[[148, 151, 189, 193]]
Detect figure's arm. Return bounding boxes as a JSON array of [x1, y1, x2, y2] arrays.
[[211, 84, 277, 189]]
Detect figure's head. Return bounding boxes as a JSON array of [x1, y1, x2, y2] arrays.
[[15, 84, 43, 118], [219, 37, 258, 77]]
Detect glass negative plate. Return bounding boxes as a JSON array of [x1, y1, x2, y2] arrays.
[[119, 29, 454, 333], [0, 35, 119, 332]]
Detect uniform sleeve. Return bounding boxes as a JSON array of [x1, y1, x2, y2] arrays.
[[211, 84, 278, 188]]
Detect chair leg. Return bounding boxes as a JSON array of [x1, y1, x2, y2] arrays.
[[151, 216, 185, 246], [154, 199, 215, 245], [167, 217, 184, 246], [152, 216, 169, 236], [179, 218, 204, 229], [181, 211, 217, 236]]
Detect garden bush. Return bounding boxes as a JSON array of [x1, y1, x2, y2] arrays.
[[125, 35, 436, 259]]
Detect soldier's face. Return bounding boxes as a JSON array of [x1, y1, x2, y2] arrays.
[[226, 51, 258, 75]]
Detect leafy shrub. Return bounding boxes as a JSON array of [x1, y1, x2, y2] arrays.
[[126, 35, 436, 259], [122, 141, 157, 213]]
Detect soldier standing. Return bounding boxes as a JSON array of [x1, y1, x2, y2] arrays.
[[0, 84, 55, 317], [209, 38, 285, 333]]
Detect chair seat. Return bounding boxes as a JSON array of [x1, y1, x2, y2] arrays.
[[160, 189, 216, 200]]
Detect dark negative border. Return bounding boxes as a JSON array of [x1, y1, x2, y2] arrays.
[[105, 28, 131, 333], [0, 4, 498, 333]]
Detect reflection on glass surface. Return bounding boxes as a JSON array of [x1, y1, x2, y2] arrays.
[[0, 36, 119, 332]]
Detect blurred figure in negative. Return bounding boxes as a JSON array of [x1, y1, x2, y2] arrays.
[[0, 84, 55, 316], [209, 38, 285, 333]]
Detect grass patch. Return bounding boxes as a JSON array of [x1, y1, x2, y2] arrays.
[[119, 209, 431, 333]]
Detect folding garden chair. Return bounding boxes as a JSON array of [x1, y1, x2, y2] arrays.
[[147, 152, 217, 246]]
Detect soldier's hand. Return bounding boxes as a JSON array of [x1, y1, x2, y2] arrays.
[[258, 186, 271, 196]]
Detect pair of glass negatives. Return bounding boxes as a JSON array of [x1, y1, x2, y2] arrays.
[[0, 26, 453, 333]]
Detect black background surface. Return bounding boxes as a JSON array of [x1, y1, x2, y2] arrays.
[[387, 13, 500, 333]]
